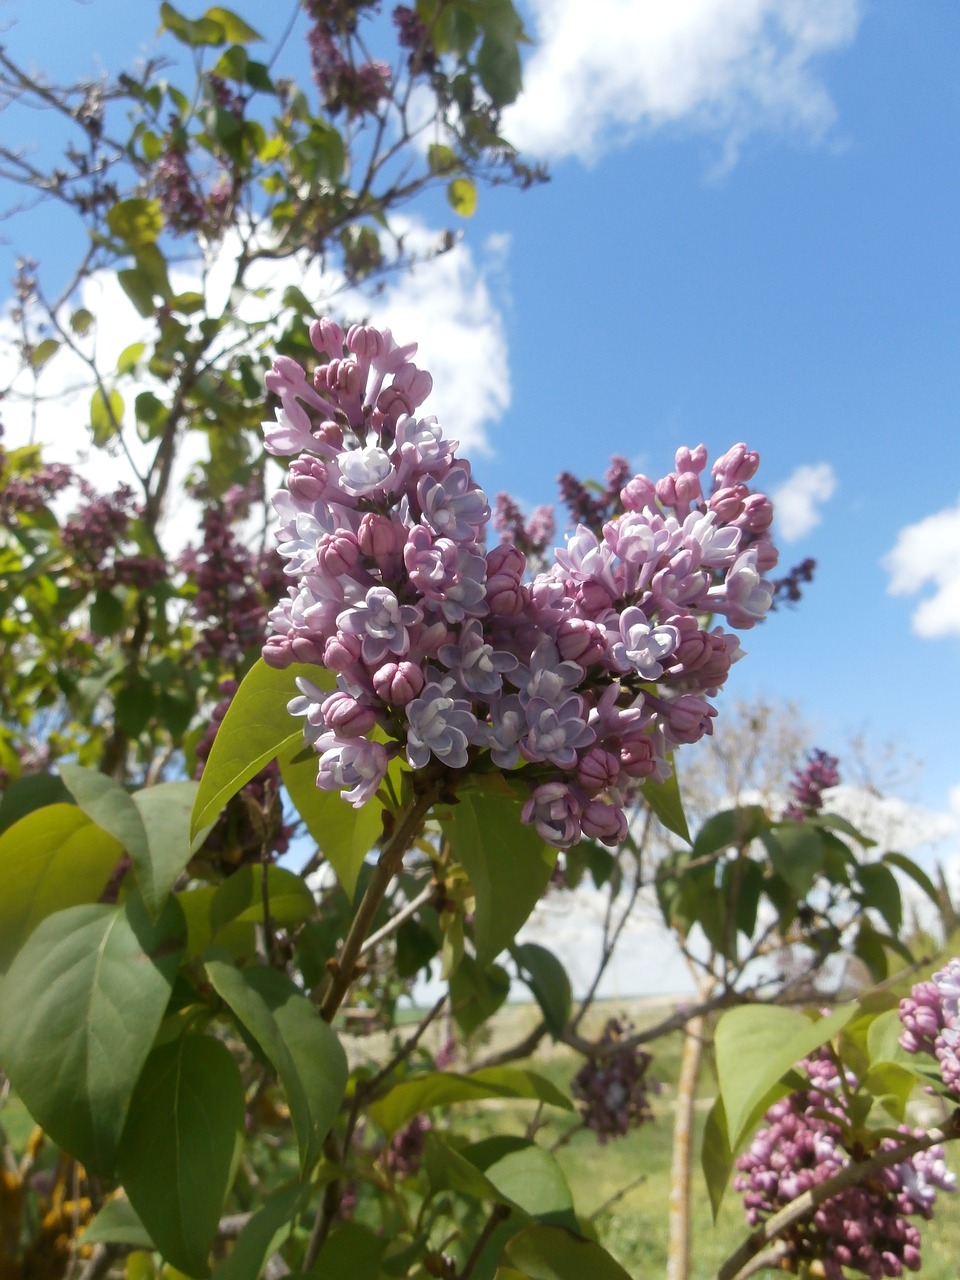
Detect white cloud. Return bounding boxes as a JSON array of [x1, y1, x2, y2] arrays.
[[1, 220, 511, 494], [883, 499, 960, 639], [772, 461, 837, 541], [504, 0, 860, 166]]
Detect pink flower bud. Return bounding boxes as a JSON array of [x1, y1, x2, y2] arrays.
[[674, 470, 702, 506], [373, 660, 424, 706], [581, 798, 628, 846], [557, 617, 606, 666], [620, 735, 656, 779], [346, 324, 383, 361], [309, 317, 345, 357], [709, 484, 747, 522], [712, 443, 759, 485], [358, 512, 406, 563], [317, 530, 361, 576], [740, 493, 774, 533], [675, 443, 708, 474], [288, 456, 329, 503], [577, 579, 614, 615], [620, 474, 656, 512], [655, 474, 678, 507], [324, 631, 362, 673], [290, 635, 327, 665], [321, 690, 376, 737], [576, 746, 621, 795]]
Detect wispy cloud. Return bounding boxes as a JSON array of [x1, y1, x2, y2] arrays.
[[772, 462, 837, 541], [884, 498, 960, 639], [504, 0, 860, 167]]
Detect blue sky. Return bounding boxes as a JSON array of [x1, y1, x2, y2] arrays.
[[3, 0, 959, 866]]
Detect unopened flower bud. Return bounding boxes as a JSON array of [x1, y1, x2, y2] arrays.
[[309, 317, 345, 357], [373, 660, 424, 706], [620, 474, 656, 511], [321, 690, 376, 737], [576, 746, 621, 795], [557, 617, 606, 666]]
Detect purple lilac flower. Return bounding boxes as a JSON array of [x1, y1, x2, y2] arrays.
[[900, 959, 960, 1094], [783, 748, 841, 821], [735, 1047, 955, 1279], [261, 315, 783, 847]]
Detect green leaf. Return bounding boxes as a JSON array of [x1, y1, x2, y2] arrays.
[[209, 864, 316, 938], [714, 1002, 856, 1151], [81, 1196, 153, 1249], [279, 741, 381, 900], [428, 143, 457, 174], [60, 766, 200, 920], [438, 785, 556, 962], [511, 943, 571, 1039], [882, 851, 940, 906], [0, 895, 185, 1172], [641, 767, 691, 844], [135, 391, 168, 440], [0, 771, 70, 835], [206, 962, 347, 1172], [118, 268, 157, 318], [159, 1, 226, 45], [213, 1183, 307, 1280], [815, 811, 876, 848], [107, 198, 163, 248], [0, 802, 123, 971], [504, 1225, 633, 1280], [117, 341, 146, 374], [310, 1223, 387, 1280], [477, 33, 523, 107], [369, 1067, 572, 1139], [693, 806, 768, 856], [30, 337, 60, 368], [90, 387, 124, 444], [424, 1131, 499, 1201], [90, 588, 125, 635], [701, 1096, 734, 1219], [205, 7, 262, 41], [450, 954, 510, 1036], [118, 1033, 244, 1277], [761, 824, 825, 898], [132, 781, 210, 916], [858, 861, 903, 934], [191, 659, 332, 840], [448, 176, 477, 217], [468, 1138, 576, 1228], [71, 307, 95, 335]]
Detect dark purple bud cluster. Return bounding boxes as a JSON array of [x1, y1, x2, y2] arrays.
[[492, 492, 555, 567], [155, 146, 207, 235], [306, 12, 390, 119], [0, 427, 74, 520], [782, 748, 840, 820], [735, 1048, 955, 1278], [59, 482, 165, 590], [899, 959, 960, 1094], [385, 1113, 432, 1179], [392, 5, 437, 74], [771, 556, 816, 609], [178, 505, 281, 665], [262, 317, 780, 847], [572, 1018, 656, 1143]]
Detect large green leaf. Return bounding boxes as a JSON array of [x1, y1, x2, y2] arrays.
[[369, 1067, 572, 1139], [0, 771, 70, 834], [118, 1033, 244, 1277], [0, 803, 123, 971], [641, 766, 691, 844], [191, 659, 333, 839], [280, 743, 382, 900], [714, 1002, 856, 1151], [209, 864, 317, 937], [438, 785, 556, 962], [450, 954, 511, 1036], [504, 1225, 633, 1280], [206, 961, 347, 1172], [693, 805, 768, 857], [701, 1096, 734, 1219], [468, 1137, 576, 1229], [511, 943, 571, 1039], [81, 1196, 153, 1249], [213, 1183, 307, 1280], [61, 764, 206, 918], [761, 825, 825, 898], [0, 895, 185, 1172]]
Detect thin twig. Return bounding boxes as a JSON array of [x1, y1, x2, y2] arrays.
[[360, 879, 436, 956]]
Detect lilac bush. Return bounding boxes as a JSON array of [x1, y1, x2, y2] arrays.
[[735, 1047, 955, 1278], [900, 958, 960, 1095], [262, 317, 780, 849]]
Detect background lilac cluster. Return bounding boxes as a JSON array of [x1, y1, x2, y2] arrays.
[[735, 1047, 954, 1278], [899, 958, 960, 1095], [261, 318, 779, 847], [571, 1017, 657, 1142]]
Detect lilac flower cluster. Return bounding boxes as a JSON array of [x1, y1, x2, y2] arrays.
[[261, 317, 779, 847], [571, 1018, 656, 1143], [61, 481, 166, 590], [782, 747, 841, 821], [0, 426, 74, 521], [305, 2, 390, 119], [899, 959, 960, 1094], [385, 1113, 432, 1179], [179, 502, 284, 666], [735, 1047, 955, 1278]]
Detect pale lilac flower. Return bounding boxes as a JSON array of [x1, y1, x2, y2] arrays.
[[418, 464, 490, 542], [316, 733, 389, 807], [337, 444, 394, 496], [521, 695, 595, 769], [338, 586, 421, 665], [612, 608, 680, 679], [439, 619, 517, 697], [405, 681, 477, 769]]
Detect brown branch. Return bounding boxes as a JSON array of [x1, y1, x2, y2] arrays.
[[316, 780, 442, 1022]]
